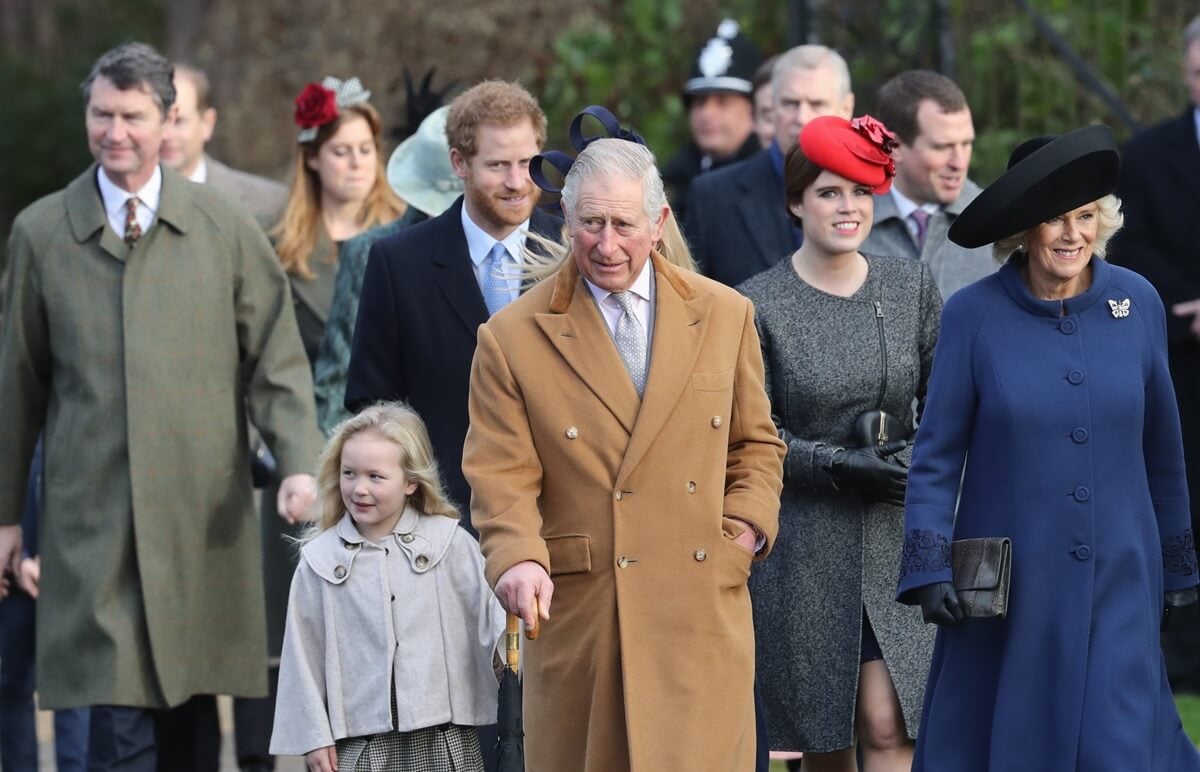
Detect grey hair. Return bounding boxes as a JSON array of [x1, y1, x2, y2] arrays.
[[81, 42, 175, 117], [772, 45, 851, 101], [992, 194, 1125, 263], [1185, 15, 1200, 52]]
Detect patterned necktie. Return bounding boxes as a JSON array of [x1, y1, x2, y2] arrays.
[[910, 208, 930, 251], [611, 291, 647, 396], [124, 197, 143, 248], [482, 241, 512, 316]]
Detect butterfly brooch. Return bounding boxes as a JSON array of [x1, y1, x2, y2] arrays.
[[1108, 298, 1131, 319]]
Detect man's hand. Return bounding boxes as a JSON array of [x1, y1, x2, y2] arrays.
[[725, 517, 759, 554], [16, 557, 39, 599], [305, 745, 337, 772], [277, 474, 318, 525], [1173, 298, 1200, 339], [494, 560, 554, 629], [0, 525, 22, 598]]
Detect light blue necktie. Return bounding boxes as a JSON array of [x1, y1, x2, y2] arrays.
[[482, 242, 512, 316]]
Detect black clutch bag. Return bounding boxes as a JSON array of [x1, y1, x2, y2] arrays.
[[852, 409, 910, 448], [951, 537, 1012, 618]]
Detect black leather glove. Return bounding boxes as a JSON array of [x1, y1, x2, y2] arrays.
[[914, 581, 965, 626], [1162, 587, 1199, 631], [830, 440, 908, 506]]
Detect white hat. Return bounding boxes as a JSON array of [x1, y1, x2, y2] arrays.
[[386, 106, 462, 217]]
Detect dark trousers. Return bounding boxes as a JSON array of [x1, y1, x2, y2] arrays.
[[0, 589, 90, 772], [88, 698, 220, 772], [232, 668, 278, 769]]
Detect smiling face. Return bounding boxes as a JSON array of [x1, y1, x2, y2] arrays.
[[789, 169, 874, 257], [306, 113, 377, 208], [86, 74, 173, 192], [1024, 202, 1099, 297], [339, 430, 417, 541], [568, 174, 668, 293], [452, 119, 541, 241], [892, 100, 974, 206]]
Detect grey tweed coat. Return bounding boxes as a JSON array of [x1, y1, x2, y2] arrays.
[[739, 254, 941, 753]]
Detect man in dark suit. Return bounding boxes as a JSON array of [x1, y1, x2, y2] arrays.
[[687, 45, 854, 287], [160, 63, 286, 230], [345, 80, 560, 525], [1111, 14, 1200, 692]]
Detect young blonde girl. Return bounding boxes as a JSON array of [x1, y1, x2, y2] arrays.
[[270, 402, 504, 772]]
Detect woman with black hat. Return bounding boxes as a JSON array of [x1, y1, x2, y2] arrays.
[[740, 114, 940, 771], [897, 125, 1200, 770]]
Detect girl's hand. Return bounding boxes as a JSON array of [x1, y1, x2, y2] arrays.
[[305, 745, 338, 772]]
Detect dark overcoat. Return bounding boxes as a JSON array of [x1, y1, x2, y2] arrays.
[[897, 258, 1200, 770], [0, 165, 322, 709]]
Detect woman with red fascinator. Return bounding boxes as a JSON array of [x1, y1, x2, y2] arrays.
[[740, 115, 941, 771]]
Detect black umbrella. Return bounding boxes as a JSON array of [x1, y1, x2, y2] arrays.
[[497, 603, 538, 772]]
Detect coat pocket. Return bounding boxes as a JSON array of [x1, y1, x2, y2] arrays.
[[545, 534, 592, 576]]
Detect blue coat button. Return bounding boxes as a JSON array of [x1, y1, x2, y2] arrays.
[[1059, 318, 1077, 334], [1067, 369, 1085, 385], [1071, 427, 1089, 443], [1073, 485, 1091, 502], [1074, 545, 1092, 560]]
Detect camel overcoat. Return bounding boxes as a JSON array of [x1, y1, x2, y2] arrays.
[[462, 250, 785, 772], [0, 165, 322, 709]]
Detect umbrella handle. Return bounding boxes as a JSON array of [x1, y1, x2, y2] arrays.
[[504, 597, 541, 670]]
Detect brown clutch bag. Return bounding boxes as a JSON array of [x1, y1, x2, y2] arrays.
[[951, 537, 1012, 618]]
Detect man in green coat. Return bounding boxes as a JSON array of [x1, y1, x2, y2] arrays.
[[0, 42, 322, 770]]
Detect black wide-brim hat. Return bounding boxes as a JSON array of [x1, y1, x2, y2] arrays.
[[948, 124, 1120, 249]]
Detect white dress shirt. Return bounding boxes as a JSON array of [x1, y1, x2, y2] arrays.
[[97, 165, 162, 241], [461, 205, 530, 305], [889, 185, 940, 244], [188, 157, 208, 183]]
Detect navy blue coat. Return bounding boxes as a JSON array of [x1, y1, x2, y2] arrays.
[[897, 257, 1200, 771]]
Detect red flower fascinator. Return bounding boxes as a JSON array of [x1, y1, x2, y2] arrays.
[[798, 114, 898, 194]]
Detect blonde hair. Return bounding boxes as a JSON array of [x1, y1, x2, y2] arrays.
[[518, 139, 696, 283], [308, 402, 458, 539], [992, 194, 1124, 263], [272, 103, 406, 279]]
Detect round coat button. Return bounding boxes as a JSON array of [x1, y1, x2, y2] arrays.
[[1067, 369, 1085, 385], [686, 481, 697, 494], [694, 549, 707, 561], [565, 426, 579, 440], [333, 565, 347, 579], [615, 490, 624, 501], [1074, 545, 1092, 560], [1071, 427, 1089, 443], [711, 416, 723, 428], [1073, 485, 1091, 502], [1059, 318, 1077, 334], [401, 533, 415, 543], [617, 556, 629, 569], [415, 555, 429, 569]]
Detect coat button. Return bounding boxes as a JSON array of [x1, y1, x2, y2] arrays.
[[1059, 318, 1077, 334], [345, 541, 360, 550], [415, 555, 429, 569], [1071, 427, 1089, 443], [711, 416, 723, 428], [333, 565, 347, 579], [686, 481, 697, 493], [617, 556, 629, 568], [565, 426, 579, 440], [694, 549, 707, 561], [400, 533, 415, 544], [1067, 369, 1085, 385], [1073, 545, 1092, 561], [1073, 485, 1091, 502], [615, 490, 623, 501]]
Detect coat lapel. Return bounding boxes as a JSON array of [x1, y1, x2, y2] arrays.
[[65, 165, 125, 262], [433, 199, 490, 336], [736, 156, 790, 270], [535, 260, 640, 434], [618, 253, 709, 480]]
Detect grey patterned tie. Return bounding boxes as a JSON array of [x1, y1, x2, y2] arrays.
[[611, 291, 647, 396]]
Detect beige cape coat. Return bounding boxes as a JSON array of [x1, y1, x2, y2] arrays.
[[463, 251, 785, 771], [0, 165, 322, 709]]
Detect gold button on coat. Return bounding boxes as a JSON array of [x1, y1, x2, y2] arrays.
[[686, 481, 697, 493], [711, 416, 723, 428], [615, 490, 623, 501], [400, 533, 415, 544], [617, 556, 629, 568], [565, 426, 579, 439], [333, 565, 347, 579], [694, 549, 707, 561], [415, 555, 429, 569]]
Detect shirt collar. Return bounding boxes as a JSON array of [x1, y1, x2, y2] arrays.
[[889, 185, 939, 220], [460, 203, 530, 268], [97, 164, 163, 220], [188, 157, 207, 184], [583, 257, 653, 306]]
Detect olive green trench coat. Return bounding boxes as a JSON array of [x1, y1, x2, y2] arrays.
[[0, 165, 322, 710]]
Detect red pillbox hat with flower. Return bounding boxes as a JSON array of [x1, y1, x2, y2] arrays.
[[798, 115, 898, 194]]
